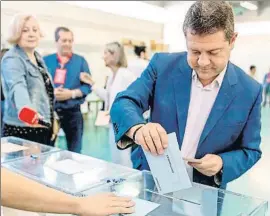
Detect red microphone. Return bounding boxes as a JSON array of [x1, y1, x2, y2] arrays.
[[18, 107, 51, 128]]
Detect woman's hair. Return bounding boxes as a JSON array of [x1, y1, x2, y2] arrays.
[[6, 13, 43, 45], [105, 42, 127, 68]]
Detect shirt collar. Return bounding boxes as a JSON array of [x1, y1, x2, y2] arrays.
[[192, 65, 227, 89], [57, 52, 73, 64]]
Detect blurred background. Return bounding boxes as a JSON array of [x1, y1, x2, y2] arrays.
[[1, 1, 270, 213], [2, 1, 270, 83]]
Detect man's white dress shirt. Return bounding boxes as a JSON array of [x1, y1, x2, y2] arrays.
[[181, 67, 227, 180]]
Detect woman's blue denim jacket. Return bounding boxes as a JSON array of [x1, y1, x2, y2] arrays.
[[1, 45, 54, 127]]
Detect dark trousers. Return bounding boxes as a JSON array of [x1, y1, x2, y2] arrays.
[[56, 107, 83, 153]]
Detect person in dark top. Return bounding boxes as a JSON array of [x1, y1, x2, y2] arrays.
[[1, 14, 54, 145], [44, 27, 91, 153]]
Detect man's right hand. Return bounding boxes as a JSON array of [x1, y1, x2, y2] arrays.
[[54, 86, 73, 101], [128, 123, 168, 156]]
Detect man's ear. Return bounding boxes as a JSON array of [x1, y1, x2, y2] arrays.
[[230, 32, 238, 50]]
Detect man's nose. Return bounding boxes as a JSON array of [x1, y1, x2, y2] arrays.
[[198, 53, 210, 67]]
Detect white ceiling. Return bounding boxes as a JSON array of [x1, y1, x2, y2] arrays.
[[143, 0, 270, 20]]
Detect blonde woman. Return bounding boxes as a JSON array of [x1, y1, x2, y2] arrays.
[[1, 14, 55, 145], [80, 42, 136, 167]]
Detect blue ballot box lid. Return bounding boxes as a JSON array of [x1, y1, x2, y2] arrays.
[[1, 136, 60, 164], [83, 171, 268, 216], [2, 150, 139, 195]]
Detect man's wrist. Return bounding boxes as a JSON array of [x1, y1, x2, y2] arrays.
[[126, 124, 145, 140], [71, 89, 83, 99], [133, 125, 144, 142], [71, 90, 76, 99]]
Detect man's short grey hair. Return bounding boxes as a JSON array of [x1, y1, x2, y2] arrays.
[[183, 1, 235, 41]]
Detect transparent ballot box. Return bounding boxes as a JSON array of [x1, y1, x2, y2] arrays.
[[1, 136, 60, 163], [2, 150, 139, 196], [84, 171, 268, 216]]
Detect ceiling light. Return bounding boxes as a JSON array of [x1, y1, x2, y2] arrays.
[[240, 1, 258, 11]]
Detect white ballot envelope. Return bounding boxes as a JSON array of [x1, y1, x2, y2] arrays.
[[95, 111, 110, 126], [127, 198, 160, 216], [143, 132, 192, 194]]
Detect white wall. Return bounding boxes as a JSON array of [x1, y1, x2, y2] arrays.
[[230, 33, 270, 83], [163, 1, 195, 52], [2, 1, 269, 84], [163, 2, 270, 83], [1, 1, 163, 85], [235, 7, 270, 23]]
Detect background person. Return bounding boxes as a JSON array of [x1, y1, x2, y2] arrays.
[[128, 45, 149, 78], [1, 14, 55, 145], [80, 42, 136, 167], [44, 27, 91, 153]]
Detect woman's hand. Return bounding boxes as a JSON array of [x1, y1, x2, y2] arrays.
[[80, 72, 95, 86], [25, 113, 47, 128], [19, 107, 48, 128], [75, 193, 135, 216]]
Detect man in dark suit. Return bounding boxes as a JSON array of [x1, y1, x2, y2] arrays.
[[110, 1, 263, 188]]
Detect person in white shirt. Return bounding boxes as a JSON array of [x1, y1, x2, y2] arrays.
[[80, 42, 135, 167], [128, 46, 149, 78]]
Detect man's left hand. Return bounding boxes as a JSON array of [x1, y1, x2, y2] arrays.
[[188, 154, 223, 177], [54, 87, 72, 101]]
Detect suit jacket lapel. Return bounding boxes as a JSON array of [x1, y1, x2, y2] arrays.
[[173, 53, 192, 148], [197, 62, 238, 149]]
